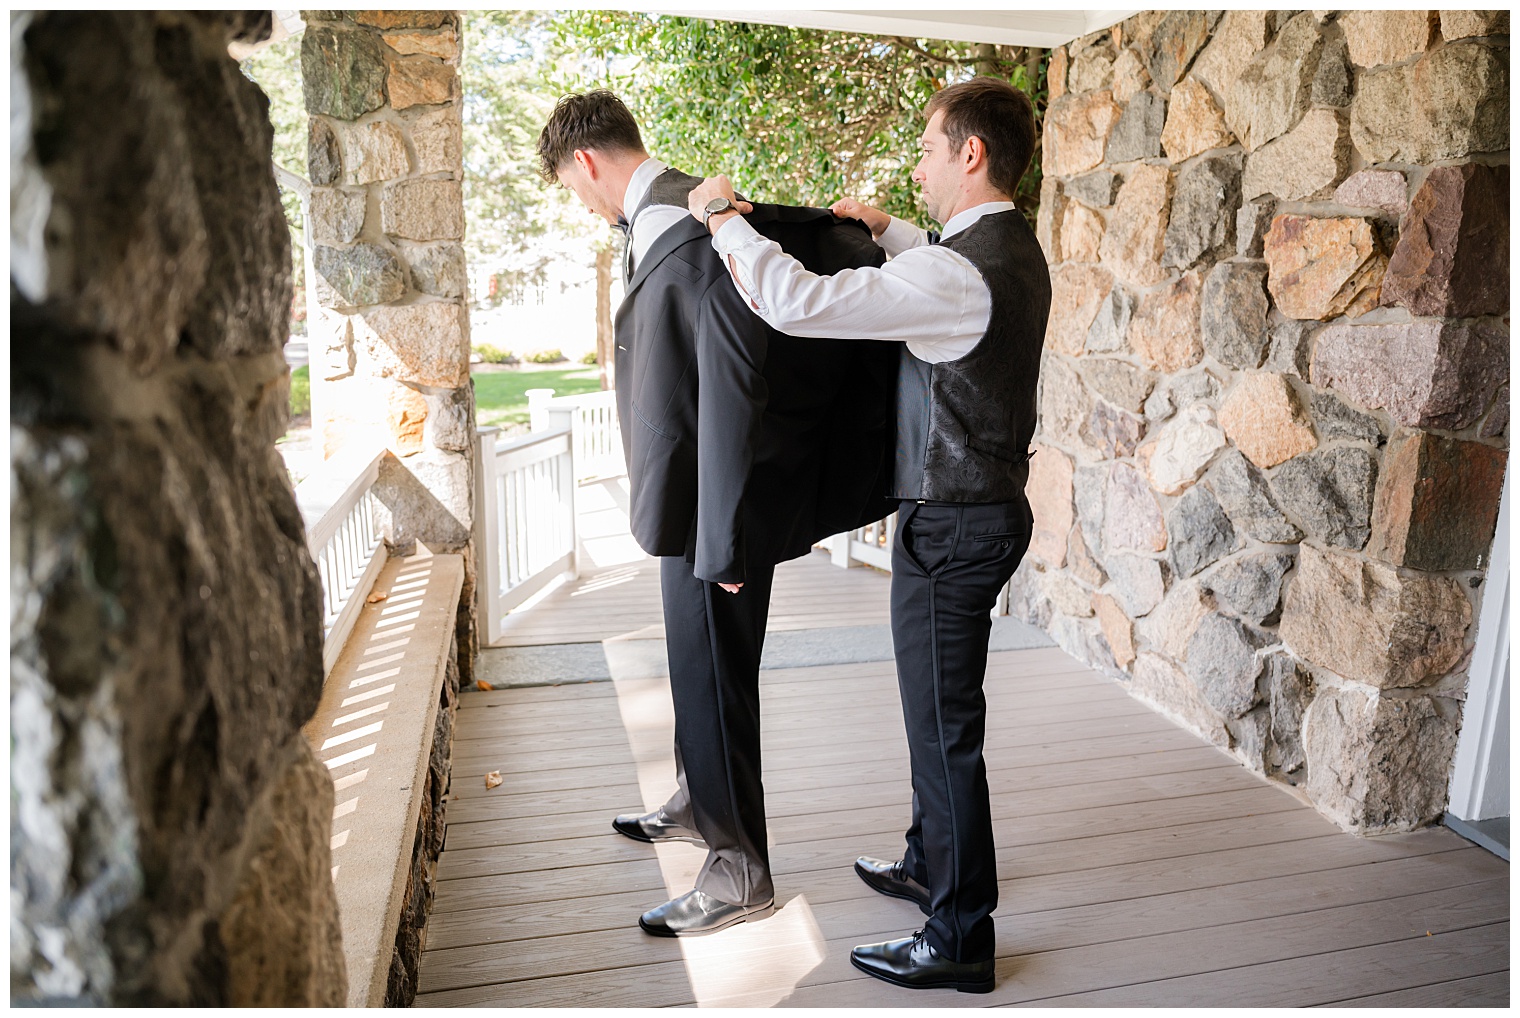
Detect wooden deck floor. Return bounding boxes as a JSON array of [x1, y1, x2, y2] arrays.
[[419, 483, 1508, 1007]]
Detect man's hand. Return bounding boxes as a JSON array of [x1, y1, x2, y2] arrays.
[[688, 175, 754, 232], [718, 582, 744, 594], [830, 198, 891, 239]]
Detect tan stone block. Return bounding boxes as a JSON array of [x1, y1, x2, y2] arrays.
[[410, 106, 463, 176], [1136, 580, 1213, 662], [1191, 10, 1271, 99], [1099, 163, 1171, 289], [1303, 686, 1461, 832], [1111, 48, 1151, 104], [382, 29, 458, 62], [1226, 12, 1324, 152], [1069, 40, 1116, 94], [354, 11, 452, 30], [1127, 270, 1203, 374], [1341, 10, 1435, 68], [1128, 651, 1229, 747], [386, 52, 457, 109], [1027, 443, 1074, 567], [1059, 202, 1105, 263], [340, 120, 409, 185], [1047, 572, 1096, 618], [1264, 215, 1387, 321], [1217, 373, 1318, 470], [1242, 109, 1351, 202], [308, 188, 366, 245], [1037, 353, 1091, 453], [1046, 90, 1122, 177], [1045, 264, 1113, 356], [353, 301, 470, 388], [1280, 543, 1472, 688], [1092, 593, 1136, 669], [1160, 78, 1235, 162], [1048, 46, 1069, 101], [1351, 44, 1509, 164], [384, 382, 428, 456], [1440, 10, 1509, 40], [381, 179, 465, 241]]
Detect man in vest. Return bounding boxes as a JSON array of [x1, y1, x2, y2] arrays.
[[686, 77, 1051, 992], [536, 92, 894, 939]]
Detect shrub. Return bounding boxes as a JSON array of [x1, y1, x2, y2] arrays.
[[526, 348, 565, 364], [289, 365, 310, 417], [580, 350, 599, 365], [473, 343, 516, 364]]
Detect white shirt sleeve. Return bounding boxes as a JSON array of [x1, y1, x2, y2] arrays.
[[709, 215, 990, 364], [876, 216, 931, 258]]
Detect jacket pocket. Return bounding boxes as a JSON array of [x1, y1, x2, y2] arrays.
[[632, 401, 678, 443]]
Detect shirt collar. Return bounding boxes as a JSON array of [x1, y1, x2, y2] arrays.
[[941, 201, 1018, 241], [623, 157, 668, 222]]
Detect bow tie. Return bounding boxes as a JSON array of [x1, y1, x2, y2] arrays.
[[613, 214, 631, 237]]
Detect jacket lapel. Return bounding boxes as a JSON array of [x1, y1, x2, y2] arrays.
[[621, 216, 709, 302]]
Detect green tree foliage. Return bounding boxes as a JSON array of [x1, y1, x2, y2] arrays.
[[552, 13, 1048, 227]]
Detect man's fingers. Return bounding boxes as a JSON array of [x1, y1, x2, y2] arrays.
[[735, 200, 754, 213], [718, 582, 744, 593]]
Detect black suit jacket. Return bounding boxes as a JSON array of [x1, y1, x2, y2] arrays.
[[614, 177, 896, 583]]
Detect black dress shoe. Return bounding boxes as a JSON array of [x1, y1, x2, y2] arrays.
[[611, 807, 702, 844], [854, 856, 931, 914], [850, 930, 995, 993], [638, 889, 775, 937]]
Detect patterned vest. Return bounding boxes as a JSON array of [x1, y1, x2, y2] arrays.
[[892, 209, 1052, 502]]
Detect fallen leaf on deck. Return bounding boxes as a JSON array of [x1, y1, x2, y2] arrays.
[[366, 591, 388, 603], [485, 770, 503, 789], [476, 680, 492, 691]]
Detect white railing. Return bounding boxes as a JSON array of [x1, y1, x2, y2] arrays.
[[829, 512, 896, 571], [295, 444, 389, 674], [474, 423, 581, 645], [527, 387, 625, 481]]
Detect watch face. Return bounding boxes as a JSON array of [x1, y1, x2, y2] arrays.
[[705, 197, 731, 214]]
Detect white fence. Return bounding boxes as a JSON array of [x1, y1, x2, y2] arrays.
[[527, 387, 625, 481], [473, 422, 582, 645], [295, 444, 388, 674]]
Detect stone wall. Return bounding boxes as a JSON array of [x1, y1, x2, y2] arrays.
[[1019, 10, 1509, 833], [299, 8, 478, 686], [11, 11, 344, 1004], [298, 12, 471, 1003]]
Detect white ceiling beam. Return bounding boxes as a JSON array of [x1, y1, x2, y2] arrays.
[[649, 9, 1140, 48]]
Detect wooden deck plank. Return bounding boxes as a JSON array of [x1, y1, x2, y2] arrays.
[[420, 491, 1507, 1008], [1318, 970, 1509, 1007]]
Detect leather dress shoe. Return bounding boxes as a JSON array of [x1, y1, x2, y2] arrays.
[[611, 807, 702, 844], [638, 889, 774, 937], [854, 856, 931, 914], [850, 930, 995, 993]]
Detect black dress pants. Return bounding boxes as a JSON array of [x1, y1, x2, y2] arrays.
[[659, 555, 777, 907], [890, 498, 1032, 963]]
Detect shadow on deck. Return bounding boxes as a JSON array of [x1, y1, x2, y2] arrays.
[[417, 479, 1509, 1007]]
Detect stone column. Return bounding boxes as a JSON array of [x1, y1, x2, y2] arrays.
[[11, 11, 344, 1005], [300, 10, 478, 677]]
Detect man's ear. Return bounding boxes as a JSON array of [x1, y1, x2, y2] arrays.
[[962, 135, 987, 174], [573, 148, 596, 180]]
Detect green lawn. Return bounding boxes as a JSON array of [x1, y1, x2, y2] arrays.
[[473, 365, 604, 429]]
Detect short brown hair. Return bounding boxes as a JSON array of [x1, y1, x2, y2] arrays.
[[536, 90, 646, 183], [924, 77, 1037, 198]]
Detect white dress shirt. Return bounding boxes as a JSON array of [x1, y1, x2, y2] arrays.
[[622, 158, 691, 277], [710, 202, 1016, 363]]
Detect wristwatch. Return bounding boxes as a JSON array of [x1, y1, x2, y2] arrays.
[[702, 196, 737, 230]]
